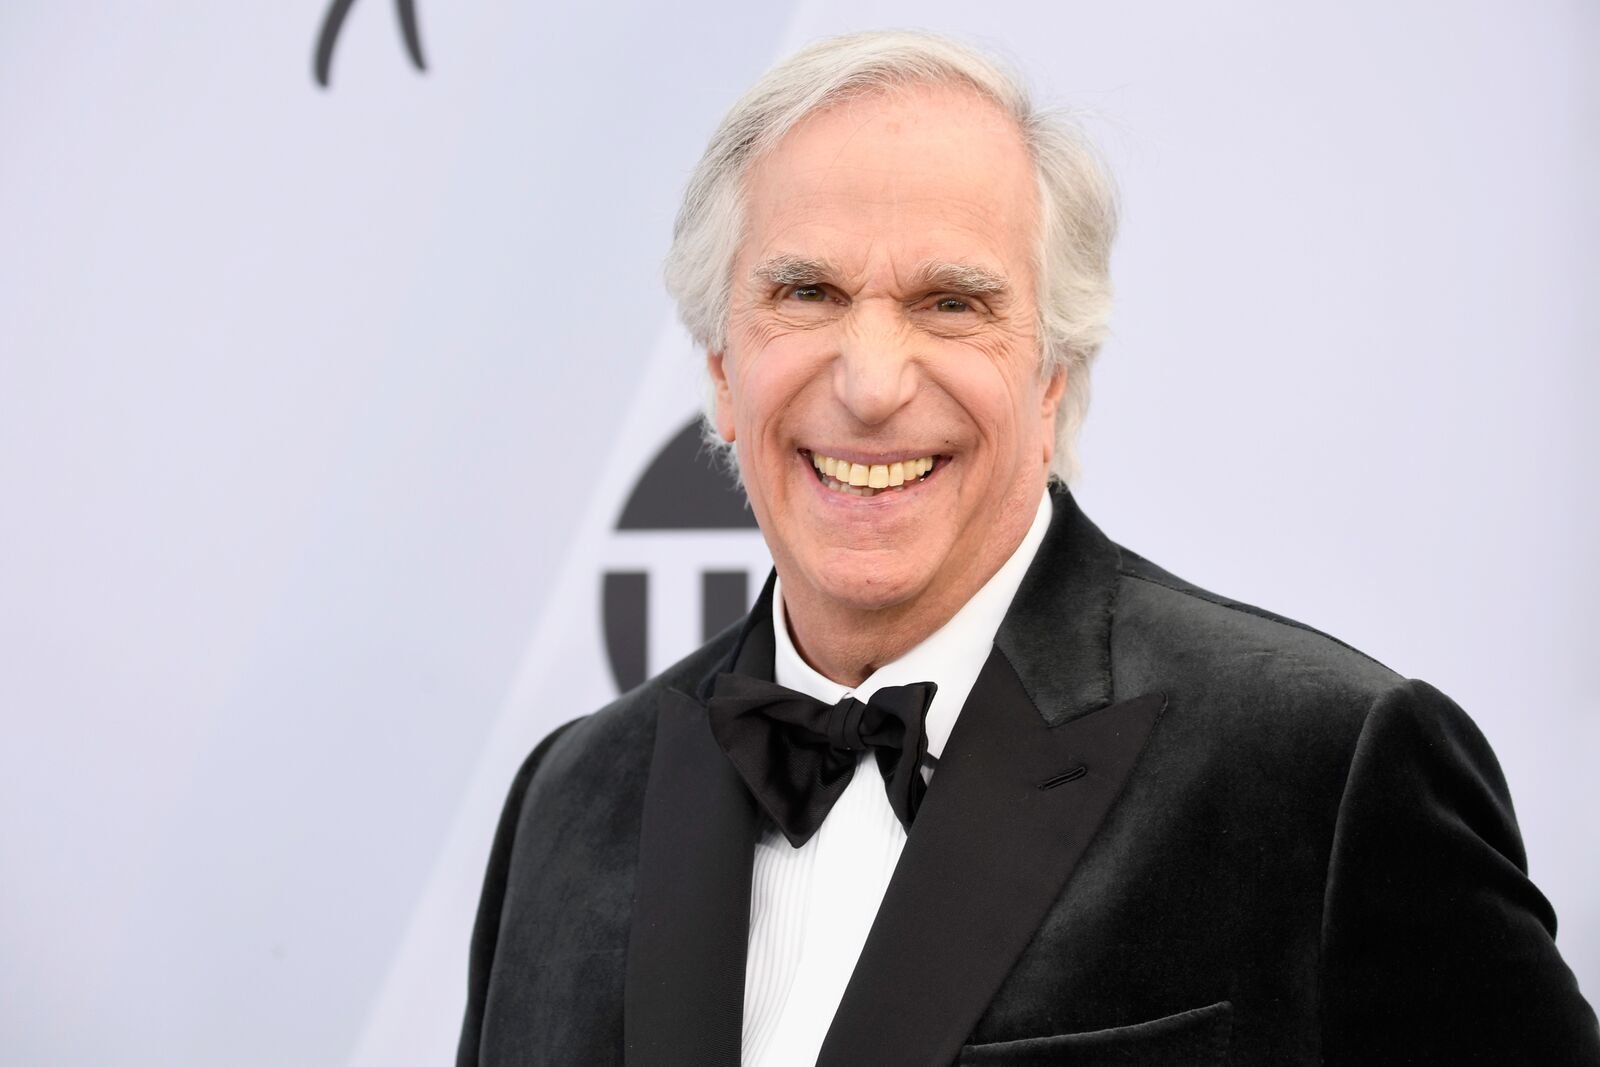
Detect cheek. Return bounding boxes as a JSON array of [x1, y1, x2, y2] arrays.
[[935, 359, 1037, 447], [737, 343, 822, 437], [721, 375, 787, 480]]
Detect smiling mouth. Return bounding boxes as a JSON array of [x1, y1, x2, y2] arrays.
[[804, 450, 943, 498]]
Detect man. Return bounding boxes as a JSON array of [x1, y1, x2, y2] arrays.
[[459, 31, 1597, 1065]]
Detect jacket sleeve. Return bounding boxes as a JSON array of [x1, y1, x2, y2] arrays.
[[456, 719, 583, 1067], [1318, 678, 1599, 1064]]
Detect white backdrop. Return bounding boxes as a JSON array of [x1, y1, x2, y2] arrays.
[[2, 3, 1595, 1064]]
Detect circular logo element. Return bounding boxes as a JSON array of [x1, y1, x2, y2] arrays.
[[603, 419, 765, 692]]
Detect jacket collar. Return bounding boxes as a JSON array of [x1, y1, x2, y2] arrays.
[[996, 481, 1122, 725]]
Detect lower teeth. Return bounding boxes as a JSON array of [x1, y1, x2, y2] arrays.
[[829, 479, 891, 496]]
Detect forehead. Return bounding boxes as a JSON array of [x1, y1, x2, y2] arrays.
[[739, 83, 1039, 281]]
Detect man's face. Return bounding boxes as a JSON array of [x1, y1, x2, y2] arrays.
[[709, 84, 1064, 629]]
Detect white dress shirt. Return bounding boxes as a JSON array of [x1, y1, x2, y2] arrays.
[[741, 489, 1054, 1066]]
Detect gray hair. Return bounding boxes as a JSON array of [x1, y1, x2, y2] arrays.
[[665, 29, 1117, 483]]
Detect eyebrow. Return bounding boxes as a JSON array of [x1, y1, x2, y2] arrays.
[[750, 254, 838, 286], [907, 260, 1011, 300], [750, 255, 1012, 300]]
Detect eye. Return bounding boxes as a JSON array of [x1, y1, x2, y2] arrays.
[[934, 297, 971, 313], [790, 285, 828, 302]]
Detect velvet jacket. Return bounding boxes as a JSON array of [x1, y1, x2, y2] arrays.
[[459, 485, 1598, 1065]]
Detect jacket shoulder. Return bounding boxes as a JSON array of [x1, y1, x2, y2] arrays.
[[1110, 545, 1403, 718], [517, 616, 744, 791]]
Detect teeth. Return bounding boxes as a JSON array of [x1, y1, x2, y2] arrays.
[[807, 451, 938, 497]]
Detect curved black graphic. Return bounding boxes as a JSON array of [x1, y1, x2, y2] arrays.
[[603, 573, 649, 694], [314, 0, 427, 88], [617, 421, 757, 531], [603, 418, 761, 693]]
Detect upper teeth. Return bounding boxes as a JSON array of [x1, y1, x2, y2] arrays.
[[810, 452, 935, 489]]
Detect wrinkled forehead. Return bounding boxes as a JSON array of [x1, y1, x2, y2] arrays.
[[737, 83, 1041, 286]]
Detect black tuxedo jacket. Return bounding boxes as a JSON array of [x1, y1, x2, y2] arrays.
[[459, 485, 1598, 1065]]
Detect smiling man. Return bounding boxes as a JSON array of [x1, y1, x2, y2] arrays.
[[458, 31, 1597, 1066]]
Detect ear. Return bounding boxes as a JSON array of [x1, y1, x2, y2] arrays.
[[1040, 367, 1067, 464], [706, 351, 737, 443]]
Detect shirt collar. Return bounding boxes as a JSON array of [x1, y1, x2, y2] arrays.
[[772, 487, 1054, 759]]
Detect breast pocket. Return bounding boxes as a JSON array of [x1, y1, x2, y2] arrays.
[[956, 1000, 1232, 1065]]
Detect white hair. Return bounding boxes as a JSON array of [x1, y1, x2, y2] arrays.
[[665, 29, 1117, 483]]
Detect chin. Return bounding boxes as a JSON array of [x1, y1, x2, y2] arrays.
[[809, 558, 929, 615]]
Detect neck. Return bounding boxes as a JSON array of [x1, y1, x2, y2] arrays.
[[783, 598, 956, 689], [780, 483, 1044, 687]]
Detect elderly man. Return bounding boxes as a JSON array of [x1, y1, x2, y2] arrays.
[[458, 31, 1597, 1066]]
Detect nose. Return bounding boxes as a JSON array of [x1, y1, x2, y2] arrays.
[[832, 302, 919, 426]]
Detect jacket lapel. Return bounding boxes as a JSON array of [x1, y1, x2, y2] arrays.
[[816, 484, 1166, 1065], [622, 579, 777, 1067], [816, 650, 1165, 1065]]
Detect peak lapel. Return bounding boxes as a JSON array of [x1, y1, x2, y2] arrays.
[[624, 577, 779, 1067], [623, 688, 759, 1067], [816, 645, 1166, 1066]]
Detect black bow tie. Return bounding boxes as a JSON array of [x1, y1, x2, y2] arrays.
[[707, 673, 939, 848]]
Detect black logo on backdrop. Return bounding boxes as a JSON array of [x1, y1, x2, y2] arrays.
[[603, 419, 760, 693], [314, 0, 427, 87]]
